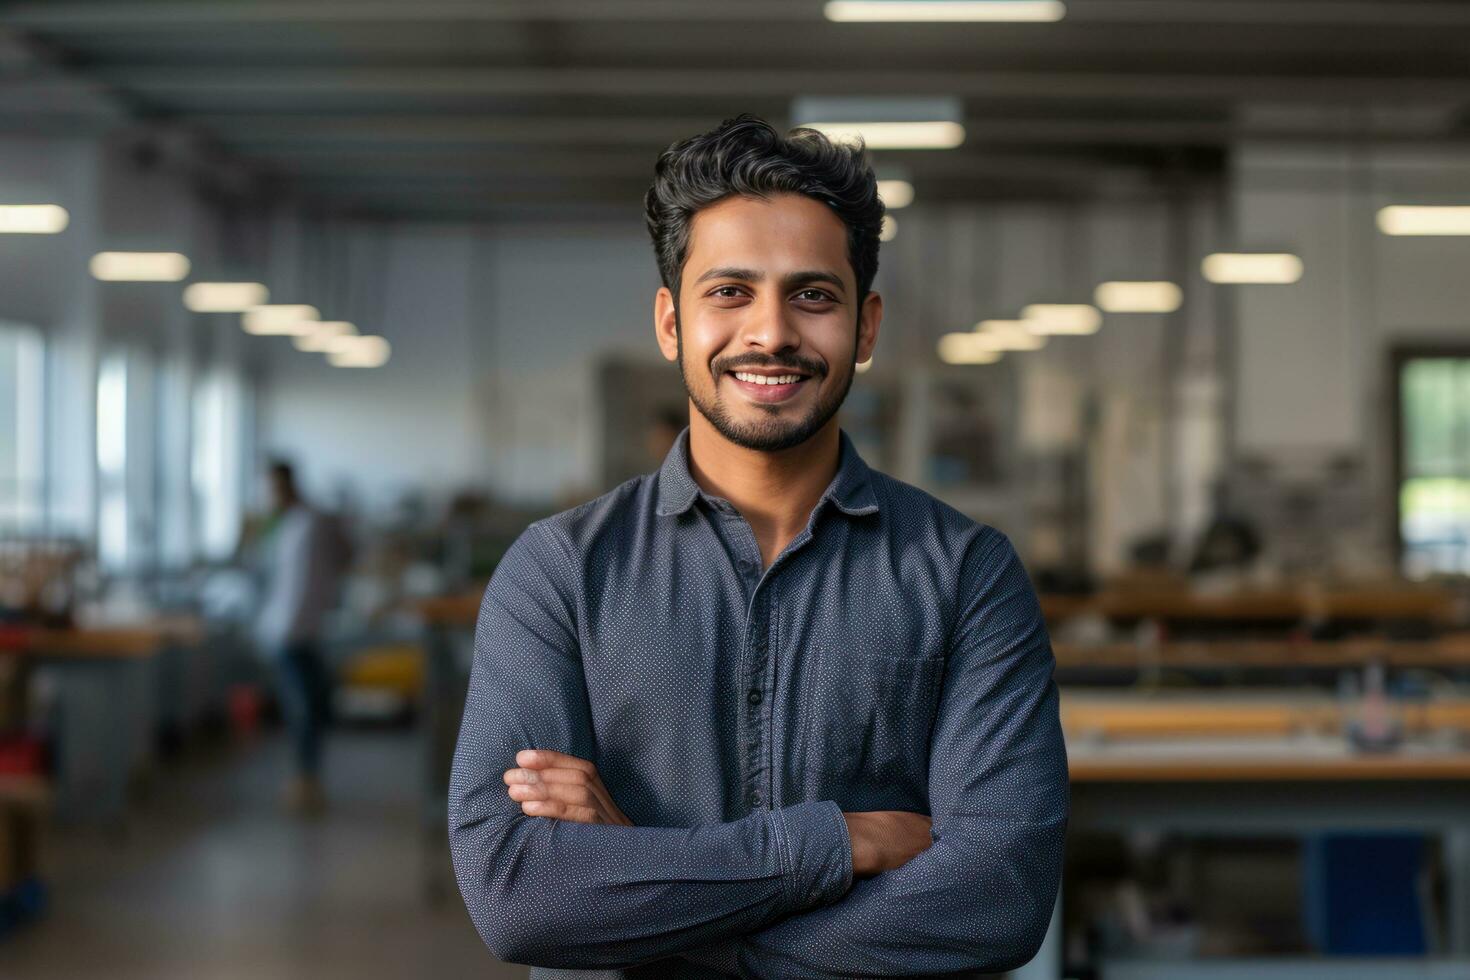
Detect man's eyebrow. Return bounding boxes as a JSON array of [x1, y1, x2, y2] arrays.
[[693, 266, 762, 285]]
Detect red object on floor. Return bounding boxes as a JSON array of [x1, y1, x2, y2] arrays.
[[0, 736, 45, 775], [227, 683, 263, 738]]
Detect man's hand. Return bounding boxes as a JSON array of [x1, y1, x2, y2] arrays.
[[503, 749, 634, 826], [504, 753, 929, 877], [842, 811, 933, 878]]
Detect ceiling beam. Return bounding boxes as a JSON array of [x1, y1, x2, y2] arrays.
[[11, 1, 1470, 28], [102, 66, 1470, 104]]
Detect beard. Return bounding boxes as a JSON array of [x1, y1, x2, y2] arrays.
[[676, 312, 857, 453]]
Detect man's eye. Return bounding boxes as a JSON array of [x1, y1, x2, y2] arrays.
[[712, 286, 744, 299], [795, 289, 834, 303]]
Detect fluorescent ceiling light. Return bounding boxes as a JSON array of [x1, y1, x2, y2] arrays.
[[804, 121, 964, 150], [184, 282, 269, 313], [1094, 281, 1182, 313], [1022, 303, 1101, 335], [877, 180, 915, 209], [327, 336, 391, 368], [90, 251, 190, 282], [1201, 253, 1303, 284], [242, 304, 319, 336], [293, 322, 357, 352], [826, 1, 1065, 22], [880, 215, 899, 242], [976, 319, 1046, 350], [1377, 205, 1470, 236], [0, 204, 69, 234], [938, 333, 1003, 365], [794, 96, 965, 150]]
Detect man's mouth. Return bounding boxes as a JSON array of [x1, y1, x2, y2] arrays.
[[725, 368, 813, 403]]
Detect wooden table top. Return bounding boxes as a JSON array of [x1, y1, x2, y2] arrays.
[[1062, 692, 1470, 782], [1041, 586, 1455, 623], [0, 616, 204, 660], [1054, 634, 1470, 669], [412, 590, 485, 627], [1068, 749, 1470, 783]]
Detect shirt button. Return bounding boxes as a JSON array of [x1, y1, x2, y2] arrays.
[[749, 791, 762, 807], [747, 688, 763, 705], [737, 558, 753, 572]]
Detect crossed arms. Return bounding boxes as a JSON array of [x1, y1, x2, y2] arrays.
[[448, 522, 1068, 978]]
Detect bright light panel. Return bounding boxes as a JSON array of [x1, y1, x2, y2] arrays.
[[826, 1, 1065, 22], [805, 121, 965, 150], [242, 304, 320, 336], [90, 251, 191, 282], [1094, 281, 1182, 313], [184, 282, 269, 313], [877, 180, 915, 209], [1201, 253, 1303, 284], [293, 322, 357, 352], [880, 215, 899, 242], [1377, 206, 1470, 236], [938, 333, 1004, 365], [327, 336, 391, 368], [0, 204, 69, 234], [976, 319, 1046, 350], [1022, 303, 1102, 335]]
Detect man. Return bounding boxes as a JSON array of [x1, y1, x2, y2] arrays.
[[449, 115, 1068, 978], [256, 459, 348, 812]]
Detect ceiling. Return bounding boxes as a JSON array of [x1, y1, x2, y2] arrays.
[[5, 0, 1470, 220]]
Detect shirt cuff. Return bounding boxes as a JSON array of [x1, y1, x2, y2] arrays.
[[772, 800, 853, 911]]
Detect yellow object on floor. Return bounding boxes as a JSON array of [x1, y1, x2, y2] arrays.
[[339, 645, 425, 699]]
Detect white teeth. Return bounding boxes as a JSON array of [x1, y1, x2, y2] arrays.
[[734, 371, 803, 386]]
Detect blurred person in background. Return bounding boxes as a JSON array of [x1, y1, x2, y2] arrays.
[[255, 458, 351, 813]]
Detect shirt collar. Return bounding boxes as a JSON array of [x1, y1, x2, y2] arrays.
[[654, 426, 880, 519]]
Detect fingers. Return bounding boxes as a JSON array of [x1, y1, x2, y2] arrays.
[[518, 799, 601, 823], [504, 760, 627, 823], [505, 779, 603, 812], [516, 749, 596, 775]]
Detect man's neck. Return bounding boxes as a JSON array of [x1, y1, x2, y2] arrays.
[[685, 412, 841, 569]]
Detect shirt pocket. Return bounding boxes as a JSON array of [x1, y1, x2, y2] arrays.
[[802, 645, 946, 790]]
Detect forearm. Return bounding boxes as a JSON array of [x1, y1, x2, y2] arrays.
[[678, 809, 1063, 979], [449, 791, 852, 969]]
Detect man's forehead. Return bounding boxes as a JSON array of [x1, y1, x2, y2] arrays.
[[684, 193, 851, 280]]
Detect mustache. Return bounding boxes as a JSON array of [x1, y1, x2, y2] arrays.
[[713, 352, 827, 378]]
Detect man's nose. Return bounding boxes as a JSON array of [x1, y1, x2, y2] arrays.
[[738, 293, 801, 353]]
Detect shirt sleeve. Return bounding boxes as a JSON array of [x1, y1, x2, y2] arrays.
[[683, 528, 1069, 978], [448, 522, 854, 970]]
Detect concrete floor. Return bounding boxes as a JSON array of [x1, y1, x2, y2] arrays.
[[0, 729, 528, 980]]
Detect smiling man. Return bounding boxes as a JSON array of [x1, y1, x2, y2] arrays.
[[449, 115, 1068, 979]]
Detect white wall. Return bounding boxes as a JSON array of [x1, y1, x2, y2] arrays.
[[259, 220, 662, 512], [261, 225, 484, 512], [1230, 136, 1470, 564]]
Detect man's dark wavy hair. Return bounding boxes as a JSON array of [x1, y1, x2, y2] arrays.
[[644, 114, 885, 305]]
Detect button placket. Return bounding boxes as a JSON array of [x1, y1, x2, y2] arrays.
[[719, 507, 778, 814]]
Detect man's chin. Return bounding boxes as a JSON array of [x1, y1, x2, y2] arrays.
[[707, 411, 827, 453]]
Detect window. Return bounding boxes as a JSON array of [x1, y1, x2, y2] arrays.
[[1396, 349, 1470, 577], [155, 354, 193, 568], [0, 321, 45, 530], [192, 368, 249, 561], [96, 351, 129, 569]]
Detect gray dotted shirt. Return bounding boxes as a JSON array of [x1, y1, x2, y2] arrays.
[[449, 428, 1068, 978]]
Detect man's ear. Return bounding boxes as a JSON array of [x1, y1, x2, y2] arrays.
[[654, 286, 679, 363], [855, 290, 883, 366]]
